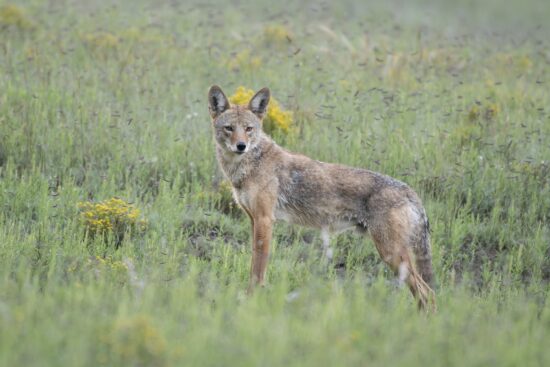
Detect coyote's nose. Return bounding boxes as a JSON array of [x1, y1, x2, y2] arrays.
[[236, 142, 246, 152]]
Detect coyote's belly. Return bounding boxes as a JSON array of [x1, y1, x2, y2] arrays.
[[273, 199, 357, 232], [274, 193, 362, 230]]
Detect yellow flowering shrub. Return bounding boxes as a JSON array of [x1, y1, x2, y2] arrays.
[[78, 198, 147, 243], [25, 46, 37, 59], [100, 315, 167, 366], [468, 103, 500, 122], [82, 32, 119, 57], [80, 27, 175, 62], [511, 161, 549, 181], [452, 101, 501, 147], [89, 255, 129, 278], [263, 24, 292, 47], [451, 122, 481, 147], [484, 103, 499, 120], [468, 105, 481, 122], [0, 4, 33, 30], [229, 86, 293, 135], [119, 26, 171, 45], [226, 49, 262, 72]]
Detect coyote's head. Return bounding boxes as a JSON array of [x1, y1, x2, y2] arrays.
[[208, 85, 270, 155]]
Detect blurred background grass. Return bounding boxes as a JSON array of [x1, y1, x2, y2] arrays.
[[0, 0, 549, 366]]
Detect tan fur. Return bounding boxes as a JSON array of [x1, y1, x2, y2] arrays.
[[208, 85, 436, 311]]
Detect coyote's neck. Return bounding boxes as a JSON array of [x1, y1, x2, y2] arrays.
[[216, 134, 274, 188]]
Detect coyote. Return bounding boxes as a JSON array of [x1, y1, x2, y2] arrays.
[[208, 85, 436, 310]]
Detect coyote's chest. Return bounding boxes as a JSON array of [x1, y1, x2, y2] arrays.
[[234, 186, 296, 223], [218, 152, 250, 188], [233, 188, 252, 212]]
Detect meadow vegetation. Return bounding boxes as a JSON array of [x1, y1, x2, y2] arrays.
[[0, 0, 549, 366]]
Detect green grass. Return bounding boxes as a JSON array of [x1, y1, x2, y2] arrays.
[[1, 0, 549, 366]]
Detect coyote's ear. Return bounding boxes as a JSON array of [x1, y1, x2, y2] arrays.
[[208, 85, 230, 119], [248, 87, 270, 119]]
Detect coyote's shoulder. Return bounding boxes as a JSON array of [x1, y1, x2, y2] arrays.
[[208, 85, 436, 311]]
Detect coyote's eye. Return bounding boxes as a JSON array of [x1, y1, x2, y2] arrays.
[[224, 126, 233, 132], [245, 126, 253, 132]]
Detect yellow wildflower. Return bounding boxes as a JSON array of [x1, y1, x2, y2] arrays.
[[229, 86, 293, 135], [103, 315, 167, 366], [468, 105, 481, 122], [484, 103, 499, 120], [78, 197, 146, 244], [0, 4, 33, 30], [263, 24, 292, 47], [226, 49, 262, 71]]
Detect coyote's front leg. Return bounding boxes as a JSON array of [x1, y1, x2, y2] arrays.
[[247, 215, 273, 293]]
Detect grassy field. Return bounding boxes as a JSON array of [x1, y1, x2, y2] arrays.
[[1, 0, 549, 366]]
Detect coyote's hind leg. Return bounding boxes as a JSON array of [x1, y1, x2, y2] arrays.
[[369, 225, 436, 311], [321, 227, 333, 262]]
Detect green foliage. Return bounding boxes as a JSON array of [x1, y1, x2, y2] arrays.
[[0, 0, 549, 366]]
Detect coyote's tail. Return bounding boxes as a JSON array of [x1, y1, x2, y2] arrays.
[[413, 209, 435, 288]]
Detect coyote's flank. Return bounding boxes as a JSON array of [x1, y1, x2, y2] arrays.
[[208, 85, 436, 310]]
